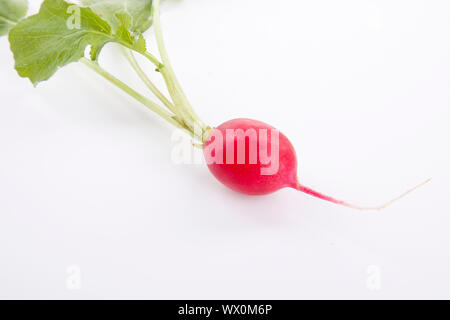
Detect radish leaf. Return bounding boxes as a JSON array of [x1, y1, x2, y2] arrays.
[[8, 0, 149, 85], [81, 0, 152, 34], [0, 0, 28, 36], [134, 33, 147, 53], [116, 12, 134, 45], [8, 0, 113, 85]]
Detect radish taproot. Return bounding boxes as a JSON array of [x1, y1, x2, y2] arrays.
[[204, 118, 430, 209], [2, 0, 430, 210]]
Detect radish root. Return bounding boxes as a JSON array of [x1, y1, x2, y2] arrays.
[[296, 178, 432, 210]]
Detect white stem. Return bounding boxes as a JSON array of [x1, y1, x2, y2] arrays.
[[123, 48, 176, 113], [80, 58, 191, 135], [152, 0, 206, 132]]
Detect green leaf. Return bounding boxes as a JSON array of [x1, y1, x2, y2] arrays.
[[90, 41, 109, 61], [8, 0, 113, 85], [115, 12, 133, 45], [92, 12, 139, 60], [134, 33, 146, 53], [81, 0, 152, 34], [0, 0, 28, 36]]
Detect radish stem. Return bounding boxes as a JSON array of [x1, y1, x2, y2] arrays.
[[80, 57, 191, 135], [122, 48, 175, 113], [140, 50, 163, 69], [152, 0, 206, 134]]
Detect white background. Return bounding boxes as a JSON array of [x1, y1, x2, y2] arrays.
[[0, 0, 449, 299]]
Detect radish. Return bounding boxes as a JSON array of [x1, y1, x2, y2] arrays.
[[204, 118, 430, 210], [2, 0, 429, 210]]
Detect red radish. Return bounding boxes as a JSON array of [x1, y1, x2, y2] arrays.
[[3, 0, 430, 210], [204, 118, 430, 210]]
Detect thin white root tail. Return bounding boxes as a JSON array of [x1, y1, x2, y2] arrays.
[[342, 178, 432, 211]]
